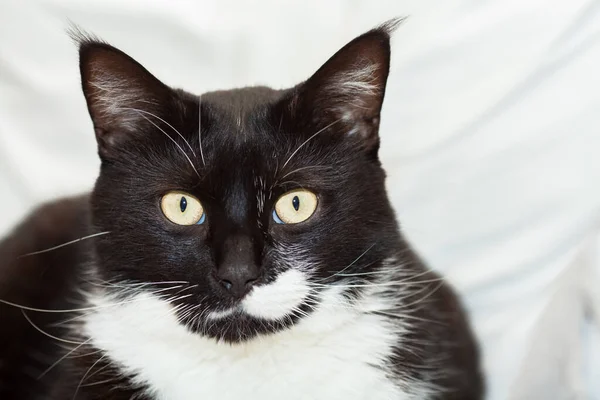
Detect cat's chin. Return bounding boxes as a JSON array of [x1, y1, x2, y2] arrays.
[[191, 308, 307, 343], [190, 268, 316, 343]]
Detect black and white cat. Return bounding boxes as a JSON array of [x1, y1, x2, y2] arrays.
[[0, 21, 484, 399]]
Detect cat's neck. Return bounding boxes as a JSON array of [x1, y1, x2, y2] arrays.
[[80, 273, 416, 400]]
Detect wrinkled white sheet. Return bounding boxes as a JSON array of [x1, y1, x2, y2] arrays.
[[1, 1, 599, 399]]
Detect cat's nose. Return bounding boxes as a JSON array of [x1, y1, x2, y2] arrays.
[[216, 263, 259, 298], [215, 234, 261, 299]]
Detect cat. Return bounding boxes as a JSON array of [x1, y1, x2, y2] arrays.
[[0, 20, 484, 400]]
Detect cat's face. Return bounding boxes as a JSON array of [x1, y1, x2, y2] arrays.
[[80, 22, 402, 342]]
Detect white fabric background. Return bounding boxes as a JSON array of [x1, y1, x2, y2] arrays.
[[1, 1, 599, 399]]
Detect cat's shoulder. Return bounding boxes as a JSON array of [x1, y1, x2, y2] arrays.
[[1, 193, 91, 246], [0, 193, 93, 400]]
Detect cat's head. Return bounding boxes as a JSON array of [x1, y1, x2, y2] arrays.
[[79, 20, 403, 342]]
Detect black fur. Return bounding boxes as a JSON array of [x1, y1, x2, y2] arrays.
[[0, 21, 484, 399]]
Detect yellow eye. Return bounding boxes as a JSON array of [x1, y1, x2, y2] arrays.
[[160, 191, 205, 225], [273, 189, 318, 224]]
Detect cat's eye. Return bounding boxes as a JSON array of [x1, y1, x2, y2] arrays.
[[160, 191, 205, 225], [273, 189, 318, 225]]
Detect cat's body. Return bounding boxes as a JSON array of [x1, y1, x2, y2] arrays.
[[0, 22, 484, 399]]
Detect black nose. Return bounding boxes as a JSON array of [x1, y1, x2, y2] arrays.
[[217, 263, 259, 298], [215, 234, 261, 299]]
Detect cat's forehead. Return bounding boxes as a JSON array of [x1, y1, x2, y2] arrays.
[[201, 86, 284, 109], [196, 86, 290, 166], [202, 86, 283, 125], [199, 86, 286, 147]]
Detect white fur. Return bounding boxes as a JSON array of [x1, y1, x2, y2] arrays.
[[242, 268, 311, 320], [84, 276, 422, 400], [323, 62, 382, 127], [88, 75, 148, 130], [205, 307, 236, 320], [332, 63, 379, 97], [206, 268, 310, 321]]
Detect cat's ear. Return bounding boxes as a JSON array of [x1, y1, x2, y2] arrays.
[[296, 19, 402, 150], [76, 34, 173, 158]]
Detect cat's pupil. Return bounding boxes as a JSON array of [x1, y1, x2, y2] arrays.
[[180, 197, 187, 213], [292, 196, 300, 211]]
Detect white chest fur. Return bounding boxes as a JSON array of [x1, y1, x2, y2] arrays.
[[84, 289, 415, 400]]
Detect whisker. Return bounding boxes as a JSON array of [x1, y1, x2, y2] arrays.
[[333, 270, 387, 278], [371, 310, 447, 326], [137, 280, 191, 286], [179, 304, 202, 328], [325, 260, 382, 280], [198, 96, 206, 166], [62, 285, 192, 325], [396, 280, 446, 311], [171, 284, 198, 295], [18, 231, 110, 258], [38, 338, 93, 379], [142, 285, 186, 295], [73, 355, 107, 399], [79, 377, 119, 388], [0, 291, 192, 314], [21, 310, 85, 345], [277, 165, 332, 182], [326, 264, 434, 280], [85, 281, 184, 294], [281, 118, 341, 170], [394, 268, 438, 282], [314, 243, 377, 282], [1, 300, 90, 314], [67, 348, 105, 359], [274, 180, 308, 189], [159, 294, 194, 304], [272, 158, 280, 189], [83, 279, 192, 291], [134, 111, 201, 179], [394, 286, 443, 308], [309, 277, 446, 290], [289, 306, 310, 319], [121, 107, 196, 157], [51, 310, 95, 328], [80, 361, 111, 385]]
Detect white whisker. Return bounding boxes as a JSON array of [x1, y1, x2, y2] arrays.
[[73, 355, 107, 399], [198, 96, 206, 166], [277, 165, 331, 182], [18, 231, 110, 258], [79, 377, 118, 388], [0, 292, 191, 314], [121, 107, 196, 157], [38, 338, 93, 379], [314, 243, 376, 282], [134, 110, 201, 179], [372, 310, 446, 326], [21, 310, 85, 345], [396, 280, 446, 311], [67, 348, 104, 359], [84, 279, 191, 290], [309, 277, 445, 290], [281, 119, 341, 170]]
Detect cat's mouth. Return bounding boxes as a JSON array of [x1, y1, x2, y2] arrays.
[[209, 268, 312, 322], [205, 305, 239, 320]]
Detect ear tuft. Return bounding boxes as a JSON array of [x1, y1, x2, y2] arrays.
[[297, 18, 405, 148], [73, 29, 173, 157], [376, 17, 407, 37], [67, 23, 106, 49]]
